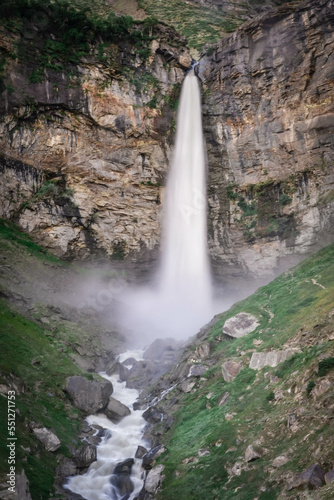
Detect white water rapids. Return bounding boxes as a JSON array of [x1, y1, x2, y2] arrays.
[[65, 352, 147, 500]]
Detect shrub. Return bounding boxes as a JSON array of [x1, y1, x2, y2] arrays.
[[318, 357, 334, 377], [306, 380, 315, 396]]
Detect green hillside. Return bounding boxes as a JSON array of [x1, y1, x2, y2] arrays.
[[153, 243, 334, 499]]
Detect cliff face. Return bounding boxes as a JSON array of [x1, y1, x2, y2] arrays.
[[199, 0, 334, 285], [0, 12, 191, 273], [1, 0, 334, 285]]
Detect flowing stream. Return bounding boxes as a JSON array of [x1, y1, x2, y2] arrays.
[[65, 351, 148, 500]]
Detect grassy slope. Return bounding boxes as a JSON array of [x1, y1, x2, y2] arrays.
[[0, 220, 93, 499], [156, 243, 334, 500]]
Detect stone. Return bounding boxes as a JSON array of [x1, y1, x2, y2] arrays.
[[143, 338, 177, 361], [142, 406, 163, 424], [249, 350, 295, 370], [218, 392, 230, 407], [289, 464, 326, 490], [325, 469, 334, 485], [194, 342, 211, 359], [32, 427, 61, 452], [142, 445, 165, 470], [198, 448, 210, 457], [74, 444, 97, 467], [105, 397, 131, 423], [245, 444, 264, 462], [111, 459, 134, 498], [221, 361, 241, 382], [180, 379, 196, 393], [188, 364, 208, 377], [223, 313, 259, 338], [66, 375, 113, 414], [135, 445, 148, 459], [272, 455, 289, 468], [144, 465, 165, 495]]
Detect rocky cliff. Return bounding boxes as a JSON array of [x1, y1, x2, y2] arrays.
[[1, 0, 334, 286], [0, 4, 191, 276], [199, 0, 334, 285]]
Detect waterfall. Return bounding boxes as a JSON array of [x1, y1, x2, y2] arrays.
[[116, 68, 213, 343], [159, 69, 212, 305]]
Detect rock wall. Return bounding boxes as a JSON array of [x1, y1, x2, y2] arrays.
[[199, 0, 334, 285], [0, 19, 191, 273]]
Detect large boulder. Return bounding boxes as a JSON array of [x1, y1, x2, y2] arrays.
[[221, 361, 241, 382], [32, 427, 61, 452], [110, 459, 134, 498], [105, 397, 131, 423], [249, 350, 295, 370], [223, 313, 259, 338], [144, 465, 165, 495], [143, 338, 178, 361], [74, 444, 97, 468], [143, 406, 163, 424], [65, 375, 113, 414], [289, 464, 326, 490]]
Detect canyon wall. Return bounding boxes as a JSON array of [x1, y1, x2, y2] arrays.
[[199, 0, 334, 285], [1, 0, 334, 285]]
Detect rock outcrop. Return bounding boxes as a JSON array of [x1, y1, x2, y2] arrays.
[[198, 0, 334, 285]]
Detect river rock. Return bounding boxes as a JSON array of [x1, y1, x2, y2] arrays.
[[105, 397, 131, 423], [221, 361, 241, 382], [74, 444, 97, 467], [249, 350, 295, 370], [135, 445, 148, 459], [289, 463, 326, 490], [32, 427, 61, 452], [223, 313, 259, 338], [143, 406, 163, 424], [65, 375, 113, 414], [111, 459, 134, 498], [144, 465, 165, 495], [142, 445, 165, 470]]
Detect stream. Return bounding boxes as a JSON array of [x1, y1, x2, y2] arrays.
[[65, 350, 149, 500]]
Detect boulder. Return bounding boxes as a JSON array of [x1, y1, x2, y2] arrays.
[[180, 379, 196, 393], [110, 459, 134, 498], [74, 444, 97, 467], [245, 444, 264, 462], [188, 364, 208, 377], [144, 465, 165, 495], [194, 342, 211, 359], [325, 469, 334, 484], [143, 406, 163, 424], [65, 375, 113, 414], [32, 427, 61, 452], [105, 397, 131, 423], [15, 469, 32, 500], [223, 313, 259, 338], [221, 361, 241, 382], [142, 445, 165, 470], [289, 464, 325, 490], [135, 445, 148, 459], [249, 350, 295, 370]]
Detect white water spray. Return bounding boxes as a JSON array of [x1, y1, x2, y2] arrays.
[[118, 69, 213, 343]]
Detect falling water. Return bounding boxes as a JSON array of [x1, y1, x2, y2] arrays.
[[160, 68, 212, 304], [117, 68, 213, 343]]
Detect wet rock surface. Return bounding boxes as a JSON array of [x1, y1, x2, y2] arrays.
[[65, 376, 113, 414]]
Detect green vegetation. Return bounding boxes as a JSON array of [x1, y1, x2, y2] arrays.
[[138, 0, 241, 50], [318, 357, 334, 377], [0, 218, 61, 263], [156, 243, 334, 499], [111, 240, 127, 260], [0, 300, 83, 498], [21, 177, 75, 210]]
